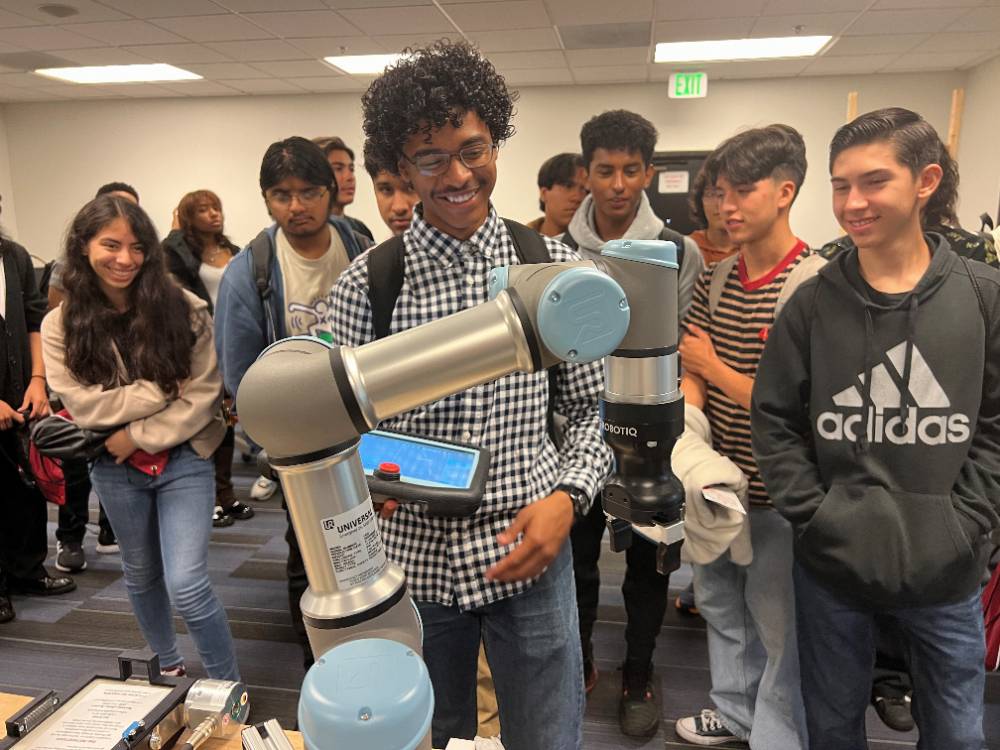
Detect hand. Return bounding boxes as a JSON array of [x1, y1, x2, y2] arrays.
[[19, 378, 50, 420], [0, 400, 25, 431], [679, 324, 721, 380], [373, 497, 399, 520], [105, 428, 138, 464], [486, 490, 574, 583]]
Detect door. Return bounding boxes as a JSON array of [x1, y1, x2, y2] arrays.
[[645, 151, 710, 236]]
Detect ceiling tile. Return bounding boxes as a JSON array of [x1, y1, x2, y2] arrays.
[[120, 43, 231, 63], [465, 27, 559, 51], [338, 6, 454, 35], [373, 33, 464, 52], [0, 72, 67, 87], [325, 0, 435, 7], [873, 0, 987, 8], [0, 87, 67, 100], [242, 11, 363, 37], [289, 36, 384, 55], [565, 47, 651, 66], [97, 0, 230, 18], [184, 61, 265, 78], [750, 12, 857, 37], [153, 14, 275, 42], [502, 66, 572, 84], [27, 82, 123, 97], [824, 33, 927, 55], [882, 48, 987, 71], [158, 79, 243, 95], [207, 39, 309, 60], [948, 5, 1000, 30], [47, 47, 156, 64], [250, 59, 338, 76], [842, 8, 968, 35], [655, 0, 767, 21], [571, 63, 649, 83], [101, 82, 178, 97], [0, 9, 39, 28], [801, 53, 899, 75], [911, 30, 1000, 51], [445, 1, 551, 31], [286, 75, 368, 91], [545, 0, 652, 25], [219, 77, 308, 92], [219, 0, 328, 9], [486, 50, 565, 69], [763, 0, 869, 12], [654, 17, 755, 42], [0, 26, 105, 50], [0, 0, 127, 24], [650, 57, 810, 79], [64, 20, 188, 45]]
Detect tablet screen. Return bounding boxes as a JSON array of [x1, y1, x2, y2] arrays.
[[360, 431, 479, 489]]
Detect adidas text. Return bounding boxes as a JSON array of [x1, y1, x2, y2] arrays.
[[817, 407, 970, 445]]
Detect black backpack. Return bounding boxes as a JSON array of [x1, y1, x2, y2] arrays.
[[365, 219, 563, 441]]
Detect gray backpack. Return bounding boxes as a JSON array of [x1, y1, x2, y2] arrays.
[[706, 252, 826, 319]]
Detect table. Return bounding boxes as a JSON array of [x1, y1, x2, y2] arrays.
[[1, 691, 304, 749]]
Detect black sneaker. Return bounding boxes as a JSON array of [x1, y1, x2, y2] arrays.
[[618, 667, 660, 738], [0, 595, 14, 623], [223, 501, 255, 521], [873, 691, 915, 733], [213, 506, 235, 528], [675, 709, 745, 746], [96, 527, 119, 554], [8, 574, 76, 596], [56, 540, 87, 573]]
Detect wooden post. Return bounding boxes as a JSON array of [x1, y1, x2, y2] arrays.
[[947, 87, 965, 159], [846, 91, 858, 122]]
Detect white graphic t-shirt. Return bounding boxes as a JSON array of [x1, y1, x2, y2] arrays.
[[276, 226, 349, 342]]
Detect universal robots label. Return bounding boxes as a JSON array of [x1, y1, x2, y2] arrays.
[[321, 503, 388, 589]]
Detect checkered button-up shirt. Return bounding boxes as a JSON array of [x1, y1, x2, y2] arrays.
[[329, 207, 613, 610]]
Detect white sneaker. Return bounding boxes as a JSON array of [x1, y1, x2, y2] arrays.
[[675, 709, 746, 746], [250, 476, 278, 501]]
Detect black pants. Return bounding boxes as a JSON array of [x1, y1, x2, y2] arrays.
[[874, 617, 913, 696], [283, 498, 312, 669], [0, 430, 49, 593], [570, 493, 670, 674], [213, 426, 236, 507], [56, 457, 113, 543]]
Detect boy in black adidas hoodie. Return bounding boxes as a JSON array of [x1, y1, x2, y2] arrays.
[[752, 108, 1000, 750]]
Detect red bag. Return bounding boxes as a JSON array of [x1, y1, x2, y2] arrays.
[[984, 562, 1000, 671], [28, 442, 66, 505]]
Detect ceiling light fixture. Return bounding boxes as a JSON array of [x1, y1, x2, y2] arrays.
[[654, 35, 832, 63], [323, 54, 405, 75], [34, 63, 202, 84]]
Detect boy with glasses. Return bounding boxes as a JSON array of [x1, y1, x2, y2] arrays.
[[329, 41, 611, 750], [214, 136, 371, 668]]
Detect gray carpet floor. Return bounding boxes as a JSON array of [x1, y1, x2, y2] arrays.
[[2, 459, 999, 749]]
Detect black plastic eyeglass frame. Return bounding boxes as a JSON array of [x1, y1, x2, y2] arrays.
[[402, 143, 498, 177]]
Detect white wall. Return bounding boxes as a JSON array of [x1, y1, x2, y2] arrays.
[[0, 106, 19, 241], [1, 69, 972, 260], [957, 55, 1000, 231]]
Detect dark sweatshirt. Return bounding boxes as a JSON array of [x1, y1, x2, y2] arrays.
[[751, 233, 1000, 607]]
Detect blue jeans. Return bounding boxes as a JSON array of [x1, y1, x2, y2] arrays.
[[91, 443, 240, 681], [794, 562, 985, 750], [416, 541, 583, 750], [692, 508, 807, 749]]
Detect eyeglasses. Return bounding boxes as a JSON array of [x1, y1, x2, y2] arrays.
[[265, 186, 329, 207], [402, 143, 498, 177]]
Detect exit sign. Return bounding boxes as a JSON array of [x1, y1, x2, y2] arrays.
[[669, 72, 707, 99]]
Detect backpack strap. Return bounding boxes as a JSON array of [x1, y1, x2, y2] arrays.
[[960, 255, 990, 339], [560, 229, 578, 252], [707, 254, 740, 317], [775, 253, 827, 319], [366, 234, 406, 340], [248, 232, 279, 345], [658, 226, 686, 275], [504, 218, 552, 264]]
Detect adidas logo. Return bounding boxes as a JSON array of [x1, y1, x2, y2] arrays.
[[817, 341, 970, 446]]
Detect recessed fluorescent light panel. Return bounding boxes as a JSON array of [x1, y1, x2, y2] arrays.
[[35, 63, 201, 84], [323, 54, 405, 75], [655, 36, 831, 63]]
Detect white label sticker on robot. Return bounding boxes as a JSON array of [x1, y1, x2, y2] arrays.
[[321, 504, 388, 589]]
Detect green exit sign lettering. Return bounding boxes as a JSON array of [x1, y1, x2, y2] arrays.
[[669, 72, 707, 99]]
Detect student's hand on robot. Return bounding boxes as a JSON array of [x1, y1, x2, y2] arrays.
[[486, 490, 574, 583], [105, 427, 139, 464], [0, 400, 25, 430], [678, 324, 721, 380], [20, 377, 51, 420], [374, 497, 400, 520]]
